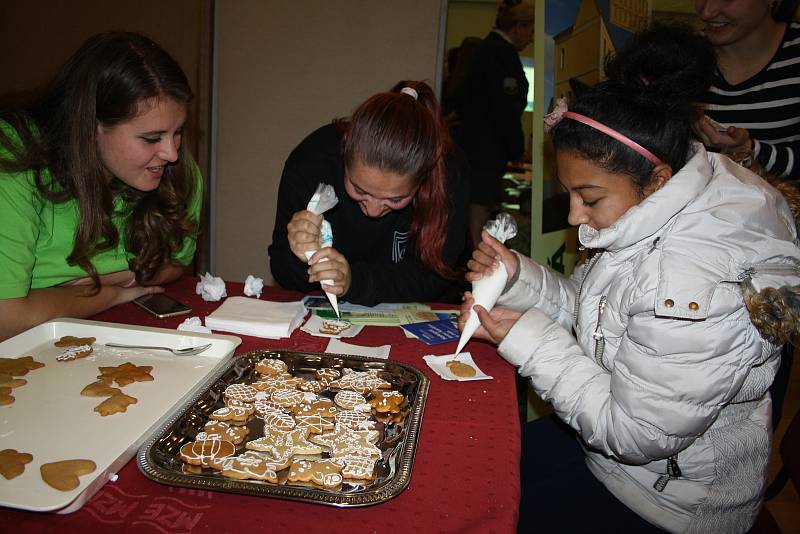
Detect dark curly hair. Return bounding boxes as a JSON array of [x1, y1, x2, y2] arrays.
[[0, 31, 198, 287], [550, 23, 717, 193]]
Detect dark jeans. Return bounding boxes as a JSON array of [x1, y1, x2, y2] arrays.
[[518, 414, 665, 534]]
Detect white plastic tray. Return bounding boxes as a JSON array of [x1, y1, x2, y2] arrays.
[[0, 318, 241, 513]]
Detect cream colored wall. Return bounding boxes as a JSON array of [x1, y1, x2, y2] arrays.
[[214, 1, 444, 284]]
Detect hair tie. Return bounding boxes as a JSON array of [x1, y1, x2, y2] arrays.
[[400, 87, 418, 100], [543, 97, 662, 166]]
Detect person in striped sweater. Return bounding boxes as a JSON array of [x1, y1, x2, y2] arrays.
[[695, 0, 800, 180]]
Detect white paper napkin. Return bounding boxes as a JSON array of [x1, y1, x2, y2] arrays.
[[243, 275, 264, 298], [326, 338, 391, 359], [177, 316, 212, 334], [423, 352, 492, 381], [196, 272, 227, 301], [205, 297, 306, 338]]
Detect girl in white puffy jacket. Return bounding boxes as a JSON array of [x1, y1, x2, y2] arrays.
[[461, 24, 800, 533]]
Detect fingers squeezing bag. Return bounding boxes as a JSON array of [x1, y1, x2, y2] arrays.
[[304, 183, 340, 317], [455, 213, 518, 355]]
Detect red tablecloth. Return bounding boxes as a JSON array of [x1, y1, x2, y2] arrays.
[[2, 276, 520, 533]]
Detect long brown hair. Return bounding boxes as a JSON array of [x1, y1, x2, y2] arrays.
[[0, 31, 197, 286], [339, 80, 455, 279]]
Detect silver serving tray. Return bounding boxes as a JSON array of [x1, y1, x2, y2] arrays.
[[137, 349, 429, 507]]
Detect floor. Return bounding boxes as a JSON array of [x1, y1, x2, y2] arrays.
[[764, 348, 800, 533]]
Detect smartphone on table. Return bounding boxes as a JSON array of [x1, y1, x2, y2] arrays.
[[133, 293, 192, 319]]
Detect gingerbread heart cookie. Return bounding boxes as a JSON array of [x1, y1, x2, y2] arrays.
[[40, 459, 97, 491], [0, 449, 33, 479]]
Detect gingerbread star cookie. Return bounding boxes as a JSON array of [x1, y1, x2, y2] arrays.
[[310, 424, 381, 462], [97, 362, 154, 387]]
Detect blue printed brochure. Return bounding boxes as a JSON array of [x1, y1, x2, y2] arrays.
[[400, 318, 460, 345]]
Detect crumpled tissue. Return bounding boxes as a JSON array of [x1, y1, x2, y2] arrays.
[[177, 316, 212, 334], [244, 275, 264, 298], [305, 183, 340, 317], [196, 272, 227, 302], [455, 213, 518, 355]]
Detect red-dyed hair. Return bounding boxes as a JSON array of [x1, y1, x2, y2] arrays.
[[339, 80, 455, 279]]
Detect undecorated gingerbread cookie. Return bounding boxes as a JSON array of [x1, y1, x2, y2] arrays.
[[0, 449, 33, 479], [40, 459, 97, 491]]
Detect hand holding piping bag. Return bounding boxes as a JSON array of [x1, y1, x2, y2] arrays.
[[455, 213, 518, 354], [304, 183, 340, 317]]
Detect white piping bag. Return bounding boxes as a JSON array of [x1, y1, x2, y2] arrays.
[[455, 213, 518, 354], [305, 183, 340, 317]]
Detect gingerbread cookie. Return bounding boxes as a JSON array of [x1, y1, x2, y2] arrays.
[[209, 405, 254, 423], [292, 397, 338, 418], [0, 449, 33, 479], [218, 455, 280, 483], [335, 410, 377, 431], [97, 362, 154, 386], [315, 368, 341, 385], [340, 454, 378, 481], [201, 421, 250, 445], [329, 369, 390, 394], [40, 459, 97, 491], [0, 356, 44, 376], [295, 412, 336, 434], [369, 390, 406, 413], [334, 390, 367, 410], [254, 358, 288, 377], [270, 389, 304, 408], [261, 410, 297, 431], [94, 393, 138, 416], [179, 438, 236, 468], [80, 381, 122, 398], [0, 387, 14, 406], [223, 383, 259, 403], [310, 424, 381, 461], [446, 360, 477, 378], [54, 336, 96, 348], [318, 320, 351, 336], [298, 379, 325, 393], [56, 344, 93, 362], [287, 459, 344, 489], [0, 373, 26, 389], [245, 427, 323, 464]]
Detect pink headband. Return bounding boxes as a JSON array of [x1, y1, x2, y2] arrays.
[[544, 98, 662, 166]]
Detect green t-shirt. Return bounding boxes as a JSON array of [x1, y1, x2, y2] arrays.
[[0, 126, 203, 298]]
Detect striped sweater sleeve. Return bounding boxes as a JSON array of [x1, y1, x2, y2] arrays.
[[704, 21, 800, 181]]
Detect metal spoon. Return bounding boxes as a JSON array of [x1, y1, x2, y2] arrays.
[[104, 342, 212, 356]]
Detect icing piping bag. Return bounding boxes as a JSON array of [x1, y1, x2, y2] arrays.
[[305, 183, 340, 317], [455, 213, 518, 354]]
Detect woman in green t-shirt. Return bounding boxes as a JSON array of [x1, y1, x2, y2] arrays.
[[0, 32, 202, 340]]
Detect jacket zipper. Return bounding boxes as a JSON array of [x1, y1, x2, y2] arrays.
[[592, 296, 609, 371], [572, 251, 603, 329], [653, 455, 682, 492]]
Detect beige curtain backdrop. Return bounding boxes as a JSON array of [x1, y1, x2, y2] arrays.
[[213, 1, 445, 284]]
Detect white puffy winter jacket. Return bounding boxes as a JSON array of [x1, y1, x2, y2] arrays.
[[498, 145, 800, 533]]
